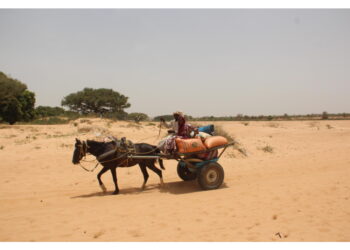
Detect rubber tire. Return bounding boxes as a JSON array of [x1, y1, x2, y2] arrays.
[[197, 162, 224, 190], [177, 162, 197, 181]]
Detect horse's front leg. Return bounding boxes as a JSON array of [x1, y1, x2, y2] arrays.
[[97, 166, 109, 193], [110, 167, 119, 195]]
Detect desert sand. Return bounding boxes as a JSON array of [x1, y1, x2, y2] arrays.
[[0, 119, 349, 241]]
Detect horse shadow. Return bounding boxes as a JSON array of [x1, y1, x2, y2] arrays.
[[71, 181, 228, 199]]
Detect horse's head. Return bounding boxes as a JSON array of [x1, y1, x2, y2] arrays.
[[72, 138, 87, 164]]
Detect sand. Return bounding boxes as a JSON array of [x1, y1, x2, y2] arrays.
[[0, 119, 349, 241]]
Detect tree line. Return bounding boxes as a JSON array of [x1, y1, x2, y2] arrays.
[[0, 72, 145, 124], [1, 71, 349, 124]]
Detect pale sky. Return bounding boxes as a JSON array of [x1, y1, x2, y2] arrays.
[[0, 9, 349, 117]]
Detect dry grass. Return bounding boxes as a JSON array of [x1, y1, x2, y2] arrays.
[[267, 122, 279, 128], [214, 125, 247, 157], [326, 124, 333, 129], [214, 125, 236, 143], [309, 122, 320, 130], [125, 122, 142, 129], [0, 125, 10, 129], [79, 119, 92, 124], [77, 126, 94, 133], [259, 145, 274, 153], [3, 134, 17, 139], [60, 143, 72, 148], [106, 121, 114, 128]]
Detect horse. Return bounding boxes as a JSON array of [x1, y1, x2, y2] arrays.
[[72, 138, 165, 195]]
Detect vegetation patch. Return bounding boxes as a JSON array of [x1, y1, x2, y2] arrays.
[[22, 117, 70, 125], [125, 122, 142, 129], [46, 133, 75, 139], [326, 124, 333, 129], [197, 124, 248, 157], [0, 125, 11, 129], [79, 119, 92, 124], [146, 122, 156, 126], [259, 145, 274, 153], [77, 126, 93, 133], [267, 122, 279, 128]]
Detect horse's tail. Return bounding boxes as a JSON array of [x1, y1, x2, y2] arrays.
[[154, 146, 165, 170]]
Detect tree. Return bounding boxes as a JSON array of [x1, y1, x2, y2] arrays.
[[35, 106, 66, 118], [127, 112, 149, 123], [61, 88, 131, 117], [0, 72, 36, 124], [322, 111, 328, 120]]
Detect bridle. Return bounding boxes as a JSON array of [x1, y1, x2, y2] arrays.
[[77, 141, 88, 160], [76, 141, 100, 172]]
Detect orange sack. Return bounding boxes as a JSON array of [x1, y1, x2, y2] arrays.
[[204, 136, 228, 149], [175, 138, 207, 153]]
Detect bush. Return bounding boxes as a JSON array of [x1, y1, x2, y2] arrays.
[[127, 112, 149, 123], [322, 111, 329, 120], [35, 106, 65, 118], [22, 117, 70, 125], [0, 72, 36, 124]]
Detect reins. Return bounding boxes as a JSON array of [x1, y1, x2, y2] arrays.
[[79, 162, 100, 172]]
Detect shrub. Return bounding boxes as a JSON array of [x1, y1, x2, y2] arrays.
[[260, 145, 274, 153], [24, 117, 69, 125], [322, 111, 329, 120], [77, 126, 93, 133]]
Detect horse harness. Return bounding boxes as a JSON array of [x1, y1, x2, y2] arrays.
[[77, 137, 137, 171]]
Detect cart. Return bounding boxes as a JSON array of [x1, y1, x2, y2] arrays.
[[128, 142, 234, 190]]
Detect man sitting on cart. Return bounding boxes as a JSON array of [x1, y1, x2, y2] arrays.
[[158, 111, 194, 154]]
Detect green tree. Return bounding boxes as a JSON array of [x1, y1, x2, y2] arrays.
[[127, 112, 149, 123], [0, 72, 36, 124], [61, 88, 131, 117], [35, 106, 66, 118]]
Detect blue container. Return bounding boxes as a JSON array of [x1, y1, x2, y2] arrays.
[[198, 124, 215, 135]]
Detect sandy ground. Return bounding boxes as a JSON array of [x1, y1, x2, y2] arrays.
[[0, 119, 349, 242]]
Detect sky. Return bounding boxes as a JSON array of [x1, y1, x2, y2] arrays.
[[0, 9, 349, 117]]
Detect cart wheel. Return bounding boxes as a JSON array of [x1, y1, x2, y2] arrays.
[[197, 162, 224, 190], [177, 162, 197, 181]]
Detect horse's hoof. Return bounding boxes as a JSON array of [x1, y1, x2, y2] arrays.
[[112, 190, 119, 195], [100, 184, 107, 193], [141, 183, 146, 190], [160, 178, 164, 186]]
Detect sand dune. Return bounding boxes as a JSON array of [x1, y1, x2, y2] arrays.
[[0, 119, 349, 241]]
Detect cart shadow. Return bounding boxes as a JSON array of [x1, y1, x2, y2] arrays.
[[160, 181, 229, 195]]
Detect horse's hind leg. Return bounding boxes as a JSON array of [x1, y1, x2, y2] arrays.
[[97, 166, 109, 193], [146, 161, 164, 187], [110, 167, 119, 195], [139, 163, 149, 190]]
